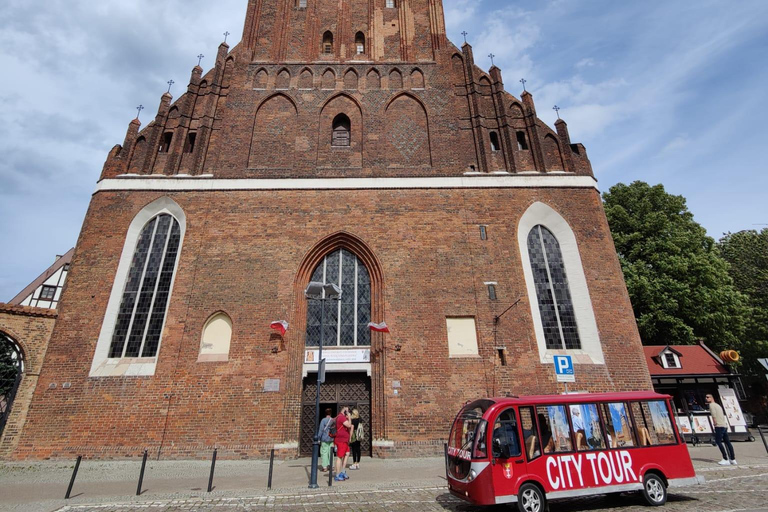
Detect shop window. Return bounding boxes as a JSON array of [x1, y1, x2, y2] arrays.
[[332, 114, 351, 147], [527, 225, 581, 350], [600, 402, 636, 448], [446, 317, 478, 357], [537, 405, 572, 453], [516, 131, 529, 150], [569, 403, 606, 451]]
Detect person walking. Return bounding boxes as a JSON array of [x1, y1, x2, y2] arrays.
[[333, 406, 352, 481], [706, 393, 737, 465], [349, 408, 363, 470], [317, 408, 334, 472]]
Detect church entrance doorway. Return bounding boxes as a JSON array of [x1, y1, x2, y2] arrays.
[[300, 372, 371, 457]]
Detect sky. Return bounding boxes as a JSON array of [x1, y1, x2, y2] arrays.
[[1, 0, 767, 301]]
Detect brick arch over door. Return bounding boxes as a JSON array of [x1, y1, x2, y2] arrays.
[[384, 93, 432, 167], [283, 232, 388, 447], [248, 93, 298, 169]]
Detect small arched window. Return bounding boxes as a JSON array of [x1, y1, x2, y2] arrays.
[[323, 31, 334, 55], [527, 225, 580, 350], [516, 131, 529, 150], [355, 32, 366, 55], [159, 132, 173, 153], [332, 114, 351, 147], [198, 312, 232, 362], [490, 131, 500, 152]]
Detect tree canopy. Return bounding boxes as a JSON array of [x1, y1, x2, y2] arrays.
[[603, 181, 747, 353]]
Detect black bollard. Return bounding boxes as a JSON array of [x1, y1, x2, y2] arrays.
[[65, 455, 82, 499], [207, 448, 217, 493], [758, 425, 768, 455], [267, 448, 275, 490], [137, 449, 148, 496], [328, 454, 333, 487], [444, 443, 449, 480]]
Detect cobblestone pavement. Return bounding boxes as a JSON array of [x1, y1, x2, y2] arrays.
[[52, 463, 768, 512]]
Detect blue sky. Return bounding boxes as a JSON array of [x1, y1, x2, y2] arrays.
[[1, 0, 767, 300]]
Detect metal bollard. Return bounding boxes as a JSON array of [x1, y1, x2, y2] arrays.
[[65, 455, 82, 499], [267, 449, 275, 490], [207, 448, 217, 493], [444, 443, 449, 480], [137, 449, 148, 496], [328, 455, 333, 487], [758, 425, 768, 455]]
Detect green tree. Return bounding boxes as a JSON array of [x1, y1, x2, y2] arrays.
[[718, 229, 768, 379], [603, 181, 747, 353]]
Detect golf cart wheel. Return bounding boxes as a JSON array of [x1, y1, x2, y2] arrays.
[[642, 472, 667, 506], [517, 482, 547, 512]]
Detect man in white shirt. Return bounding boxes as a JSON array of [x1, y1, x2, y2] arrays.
[[706, 393, 736, 465]]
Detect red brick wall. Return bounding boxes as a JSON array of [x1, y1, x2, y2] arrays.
[[13, 188, 650, 460]]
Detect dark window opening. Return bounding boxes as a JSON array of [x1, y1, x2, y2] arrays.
[[490, 131, 500, 151], [159, 132, 173, 153], [332, 114, 351, 147], [664, 352, 677, 368], [184, 132, 197, 153], [355, 32, 366, 55], [40, 285, 56, 300], [479, 225, 487, 240], [516, 131, 529, 150], [497, 348, 507, 366], [322, 31, 334, 55], [487, 284, 497, 301], [63, 263, 71, 272], [570, 143, 581, 155]]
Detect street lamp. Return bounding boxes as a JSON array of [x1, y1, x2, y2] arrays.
[[305, 281, 342, 488]]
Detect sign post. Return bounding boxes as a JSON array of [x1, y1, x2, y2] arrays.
[[554, 355, 575, 393]]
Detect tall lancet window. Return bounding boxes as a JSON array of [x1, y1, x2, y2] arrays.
[[109, 214, 182, 358], [527, 225, 581, 350], [323, 31, 334, 55], [306, 249, 371, 347]]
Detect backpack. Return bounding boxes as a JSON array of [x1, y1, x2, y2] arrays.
[[328, 418, 337, 438], [355, 422, 365, 441]]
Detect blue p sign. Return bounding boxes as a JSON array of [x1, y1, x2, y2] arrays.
[[554, 355, 575, 382]]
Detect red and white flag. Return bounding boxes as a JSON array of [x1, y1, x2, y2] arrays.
[[368, 321, 390, 333], [270, 320, 289, 336]]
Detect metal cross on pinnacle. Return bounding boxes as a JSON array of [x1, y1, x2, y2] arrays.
[[197, 54, 205, 66], [167, 80, 175, 93], [488, 53, 496, 66], [553, 105, 561, 119], [136, 105, 144, 120], [461, 31, 468, 43], [224, 31, 230, 43], [519, 78, 527, 92]]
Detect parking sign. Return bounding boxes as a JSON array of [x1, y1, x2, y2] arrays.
[[554, 355, 575, 383]]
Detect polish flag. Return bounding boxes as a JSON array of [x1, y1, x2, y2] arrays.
[[270, 320, 289, 336], [368, 322, 390, 333]]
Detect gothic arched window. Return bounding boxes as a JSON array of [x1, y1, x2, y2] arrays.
[[332, 114, 351, 147], [527, 225, 581, 350], [306, 249, 371, 347], [322, 31, 334, 55], [109, 213, 182, 358], [0, 332, 24, 434]]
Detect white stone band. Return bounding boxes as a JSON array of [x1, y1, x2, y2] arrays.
[[96, 174, 599, 192]]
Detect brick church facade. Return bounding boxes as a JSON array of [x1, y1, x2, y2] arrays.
[[11, 0, 651, 460]]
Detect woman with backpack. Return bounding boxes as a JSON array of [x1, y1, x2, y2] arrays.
[[349, 408, 364, 470]]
